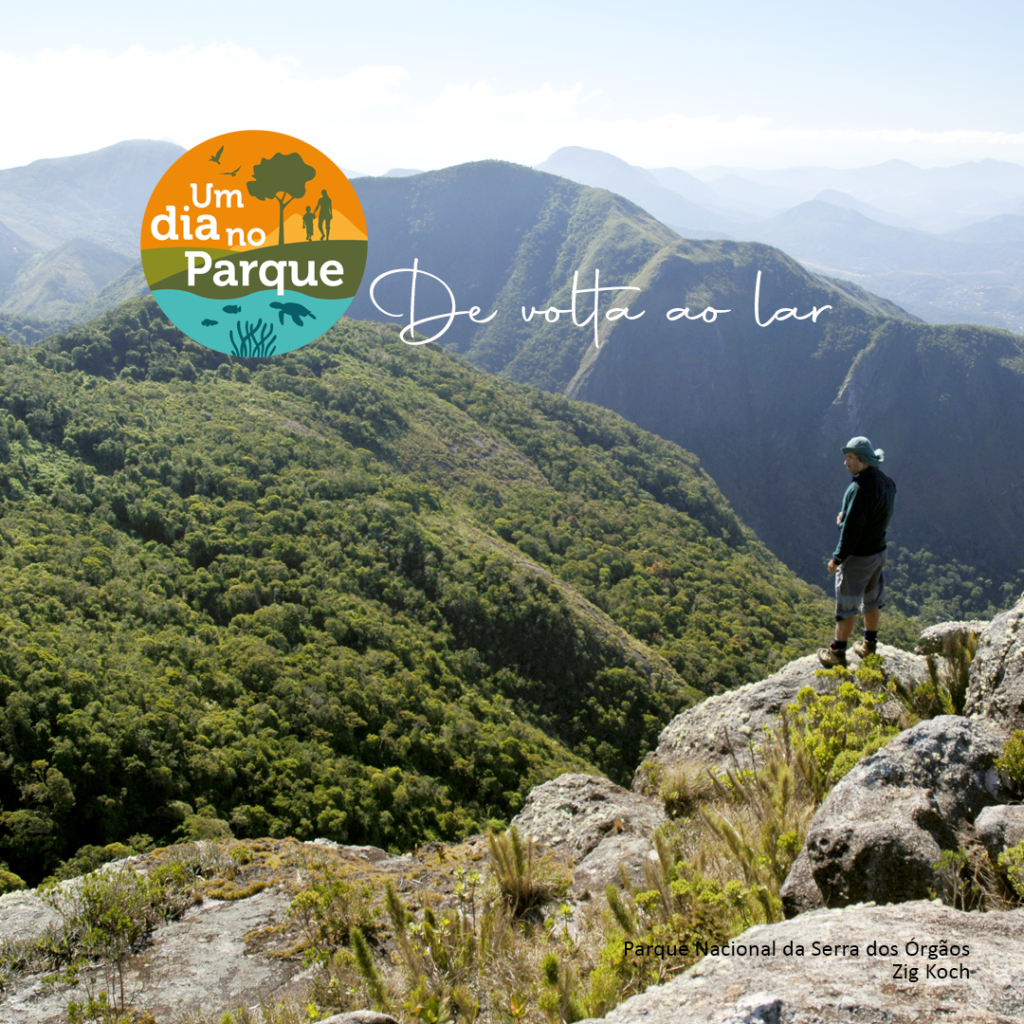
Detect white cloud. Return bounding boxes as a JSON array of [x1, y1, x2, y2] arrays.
[[1, 45, 1023, 174], [419, 81, 586, 121], [0, 45, 410, 168]]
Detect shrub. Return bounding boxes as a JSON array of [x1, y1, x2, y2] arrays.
[[794, 668, 899, 796], [658, 761, 718, 819], [288, 875, 376, 960], [0, 869, 26, 894], [995, 731, 1024, 788], [42, 866, 160, 1012], [932, 840, 1001, 911], [177, 814, 234, 842], [999, 840, 1024, 901], [486, 825, 570, 918]]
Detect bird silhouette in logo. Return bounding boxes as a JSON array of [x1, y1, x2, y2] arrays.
[[209, 145, 224, 164], [221, 167, 241, 176], [270, 302, 316, 327]]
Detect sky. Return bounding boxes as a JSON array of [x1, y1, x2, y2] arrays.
[[2, 0, 1023, 174]]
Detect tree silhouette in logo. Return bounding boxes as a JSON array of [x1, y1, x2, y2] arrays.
[[246, 153, 316, 245]]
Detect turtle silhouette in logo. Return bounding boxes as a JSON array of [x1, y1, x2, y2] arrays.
[[201, 318, 219, 326], [222, 304, 242, 314], [270, 301, 316, 327]]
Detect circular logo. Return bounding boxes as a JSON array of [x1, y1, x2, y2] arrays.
[[141, 130, 367, 357]]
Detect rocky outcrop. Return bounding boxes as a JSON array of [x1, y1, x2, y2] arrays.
[[780, 715, 1008, 914], [511, 773, 663, 894], [634, 645, 927, 787], [975, 805, 1024, 861], [0, 839, 448, 1024], [576, 900, 1024, 1024], [916, 619, 989, 655], [1, 884, 298, 1023], [0, 888, 63, 945], [965, 593, 1024, 734]]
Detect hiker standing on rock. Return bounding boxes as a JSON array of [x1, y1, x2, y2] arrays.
[[818, 436, 897, 668]]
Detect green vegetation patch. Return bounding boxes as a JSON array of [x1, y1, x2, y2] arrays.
[[0, 300, 830, 883]]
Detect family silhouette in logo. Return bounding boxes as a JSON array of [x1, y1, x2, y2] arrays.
[[303, 190, 334, 241]]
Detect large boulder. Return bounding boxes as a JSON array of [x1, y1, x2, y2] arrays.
[[965, 593, 1024, 734], [511, 773, 664, 894], [781, 715, 1008, 914], [634, 645, 927, 787], [575, 900, 1024, 1024], [916, 619, 989, 655], [975, 804, 1024, 861]]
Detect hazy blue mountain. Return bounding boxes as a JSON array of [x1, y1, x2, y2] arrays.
[[0, 140, 179, 324], [67, 259, 150, 323], [0, 238, 135, 320], [742, 201, 963, 272], [944, 213, 1024, 243], [691, 158, 1024, 232], [535, 146, 738, 234], [812, 190, 917, 229], [0, 219, 35, 291], [646, 166, 729, 207], [5, 145, 1024, 602], [700, 173, 803, 215], [0, 139, 184, 255], [739, 201, 1024, 331]]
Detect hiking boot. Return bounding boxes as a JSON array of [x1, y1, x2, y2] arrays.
[[817, 645, 847, 668], [852, 639, 877, 658]]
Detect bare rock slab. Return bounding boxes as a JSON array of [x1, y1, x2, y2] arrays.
[[320, 1014, 402, 1024], [781, 715, 1008, 914], [966, 593, 1024, 734], [0, 890, 62, 946], [1, 887, 299, 1024], [576, 900, 1024, 1023], [511, 773, 664, 894], [634, 645, 927, 787]]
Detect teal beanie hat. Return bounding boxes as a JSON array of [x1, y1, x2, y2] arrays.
[[842, 436, 884, 466]]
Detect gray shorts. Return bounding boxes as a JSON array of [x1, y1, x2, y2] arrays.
[[835, 551, 886, 620]]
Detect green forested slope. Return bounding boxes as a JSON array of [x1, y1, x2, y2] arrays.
[[350, 162, 1024, 608], [0, 300, 831, 882]]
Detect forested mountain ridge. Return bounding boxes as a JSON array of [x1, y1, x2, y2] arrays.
[[350, 162, 1024, 602], [0, 300, 832, 884]]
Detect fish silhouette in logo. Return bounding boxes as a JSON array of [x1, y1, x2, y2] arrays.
[[222, 305, 242, 314], [270, 302, 316, 327], [201, 318, 219, 326]]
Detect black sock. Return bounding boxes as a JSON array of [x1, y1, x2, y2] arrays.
[[864, 630, 878, 643], [830, 639, 847, 652]]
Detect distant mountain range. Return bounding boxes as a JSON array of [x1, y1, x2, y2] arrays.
[[537, 146, 1024, 332], [3, 142, 1024, 606], [3, 139, 1023, 332]]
